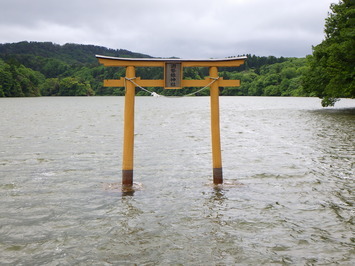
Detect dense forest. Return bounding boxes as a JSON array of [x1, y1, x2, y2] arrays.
[[0, 0, 353, 105], [0, 42, 308, 98], [303, 0, 354, 106], [0, 42, 151, 97]]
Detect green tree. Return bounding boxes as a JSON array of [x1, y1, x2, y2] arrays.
[[40, 78, 60, 96], [42, 58, 69, 78], [0, 59, 42, 97], [40, 77, 94, 96], [58, 77, 94, 96], [303, 0, 355, 106]]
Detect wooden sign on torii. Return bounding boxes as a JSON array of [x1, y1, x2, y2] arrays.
[[96, 55, 246, 189]]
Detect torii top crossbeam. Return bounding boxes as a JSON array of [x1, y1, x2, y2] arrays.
[[96, 55, 247, 67], [96, 55, 246, 89]]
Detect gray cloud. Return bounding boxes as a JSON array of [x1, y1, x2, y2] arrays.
[[0, 0, 335, 58]]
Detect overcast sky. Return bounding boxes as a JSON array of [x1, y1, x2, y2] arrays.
[[0, 0, 336, 58]]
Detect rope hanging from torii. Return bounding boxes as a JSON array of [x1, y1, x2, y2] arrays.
[[124, 76, 220, 97]]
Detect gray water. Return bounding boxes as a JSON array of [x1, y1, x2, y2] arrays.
[[0, 96, 354, 265]]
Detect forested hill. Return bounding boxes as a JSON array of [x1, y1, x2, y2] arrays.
[[0, 41, 284, 67], [0, 41, 152, 65], [1, 41, 304, 98]]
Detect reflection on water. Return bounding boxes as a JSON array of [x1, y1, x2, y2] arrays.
[[0, 96, 354, 265]]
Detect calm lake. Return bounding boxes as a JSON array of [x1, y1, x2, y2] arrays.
[[0, 96, 354, 265]]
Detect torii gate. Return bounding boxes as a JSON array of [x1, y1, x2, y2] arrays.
[[96, 55, 246, 188]]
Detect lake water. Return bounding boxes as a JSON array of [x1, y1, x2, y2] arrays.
[[0, 96, 354, 265]]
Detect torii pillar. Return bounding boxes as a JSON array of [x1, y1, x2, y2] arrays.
[[209, 66, 223, 184], [122, 66, 135, 186]]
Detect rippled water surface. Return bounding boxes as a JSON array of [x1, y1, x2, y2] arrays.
[[1, 96, 354, 265]]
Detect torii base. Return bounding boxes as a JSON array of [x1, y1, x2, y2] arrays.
[[213, 168, 223, 184], [122, 170, 133, 187]]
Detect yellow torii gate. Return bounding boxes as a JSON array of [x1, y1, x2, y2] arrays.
[[96, 55, 246, 188]]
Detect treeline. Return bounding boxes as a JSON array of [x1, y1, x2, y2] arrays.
[[0, 41, 310, 97], [220, 58, 308, 97], [0, 58, 94, 97], [0, 41, 153, 97], [0, 41, 151, 65], [0, 58, 43, 97], [135, 57, 307, 97]]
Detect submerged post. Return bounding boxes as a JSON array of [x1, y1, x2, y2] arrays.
[[122, 66, 136, 187], [209, 66, 223, 184]]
